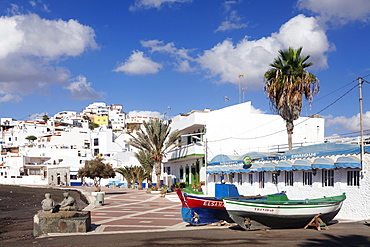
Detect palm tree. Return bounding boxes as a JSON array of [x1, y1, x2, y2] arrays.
[[264, 47, 319, 150], [126, 119, 181, 189], [134, 150, 154, 186], [116, 166, 134, 188], [132, 166, 151, 190]]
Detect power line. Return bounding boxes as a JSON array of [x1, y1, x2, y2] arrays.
[[208, 78, 363, 143]]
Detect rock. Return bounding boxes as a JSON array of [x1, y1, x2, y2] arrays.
[[33, 210, 91, 237]]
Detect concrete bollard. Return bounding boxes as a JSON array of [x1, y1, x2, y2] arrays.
[[94, 192, 104, 206]]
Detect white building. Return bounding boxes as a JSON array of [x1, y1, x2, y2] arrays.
[[82, 102, 109, 116], [0, 113, 138, 186], [206, 143, 369, 221], [163, 101, 324, 187], [108, 104, 126, 130]]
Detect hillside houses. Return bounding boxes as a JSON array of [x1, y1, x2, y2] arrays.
[[0, 101, 327, 187], [0, 102, 145, 186]]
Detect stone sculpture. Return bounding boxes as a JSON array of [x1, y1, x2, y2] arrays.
[[59, 192, 78, 211], [41, 193, 55, 211], [40, 192, 78, 212], [35, 191, 90, 237]]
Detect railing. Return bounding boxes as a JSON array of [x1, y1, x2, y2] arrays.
[[167, 142, 204, 160]]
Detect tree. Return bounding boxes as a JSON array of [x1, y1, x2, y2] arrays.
[[25, 135, 37, 142], [42, 114, 49, 123], [264, 47, 319, 150], [116, 166, 135, 188], [126, 119, 181, 189], [134, 150, 154, 186], [132, 166, 151, 190], [89, 122, 99, 130], [78, 157, 115, 192]]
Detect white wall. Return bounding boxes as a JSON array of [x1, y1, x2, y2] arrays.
[[206, 152, 370, 221], [204, 102, 324, 158]]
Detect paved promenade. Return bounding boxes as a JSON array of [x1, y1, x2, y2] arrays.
[[53, 186, 190, 236]]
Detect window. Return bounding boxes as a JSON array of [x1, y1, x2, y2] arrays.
[[322, 169, 334, 187], [272, 173, 278, 185], [94, 138, 99, 146], [248, 173, 253, 185], [238, 173, 242, 185], [285, 171, 293, 186], [70, 175, 78, 180], [347, 170, 360, 186], [259, 172, 265, 188], [29, 169, 41, 175], [94, 149, 99, 156], [303, 171, 312, 186]]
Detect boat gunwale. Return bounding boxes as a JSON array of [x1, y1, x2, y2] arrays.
[[183, 193, 266, 201], [224, 194, 346, 207]]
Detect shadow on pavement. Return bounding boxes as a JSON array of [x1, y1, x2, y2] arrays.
[[300, 234, 370, 247]]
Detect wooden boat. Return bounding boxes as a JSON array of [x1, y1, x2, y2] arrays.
[[176, 184, 284, 225], [223, 193, 346, 230], [176, 189, 234, 225]]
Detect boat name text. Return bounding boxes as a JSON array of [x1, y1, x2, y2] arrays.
[[254, 207, 275, 212], [203, 201, 224, 207]]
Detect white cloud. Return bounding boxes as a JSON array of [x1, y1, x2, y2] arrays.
[[215, 2, 248, 32], [121, 15, 330, 86], [64, 75, 104, 100], [13, 14, 98, 58], [215, 20, 247, 32], [129, 0, 191, 11], [141, 40, 192, 60], [140, 40, 195, 72], [298, 0, 370, 25], [197, 14, 331, 89], [128, 110, 162, 119], [326, 111, 370, 131], [114, 50, 163, 75], [0, 14, 98, 102], [0, 94, 22, 103], [175, 60, 195, 72], [28, 112, 48, 120]]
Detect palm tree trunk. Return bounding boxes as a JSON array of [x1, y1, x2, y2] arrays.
[[286, 120, 294, 150], [155, 161, 162, 189]]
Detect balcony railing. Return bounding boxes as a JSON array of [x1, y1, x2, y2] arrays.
[[167, 142, 204, 161]]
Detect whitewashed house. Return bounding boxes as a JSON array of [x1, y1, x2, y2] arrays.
[[163, 101, 324, 188], [206, 143, 369, 221]]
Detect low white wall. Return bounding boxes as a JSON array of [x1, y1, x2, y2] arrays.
[[1, 175, 48, 185]]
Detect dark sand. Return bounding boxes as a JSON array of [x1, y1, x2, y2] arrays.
[[0, 184, 88, 242]]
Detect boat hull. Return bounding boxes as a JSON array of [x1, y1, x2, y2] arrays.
[[176, 189, 233, 225], [224, 195, 345, 229]]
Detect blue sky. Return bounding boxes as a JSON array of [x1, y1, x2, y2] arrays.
[[0, 0, 370, 137]]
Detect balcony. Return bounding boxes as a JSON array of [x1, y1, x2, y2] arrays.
[[167, 142, 204, 162]]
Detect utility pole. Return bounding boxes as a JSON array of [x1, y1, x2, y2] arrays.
[[358, 77, 364, 168]]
